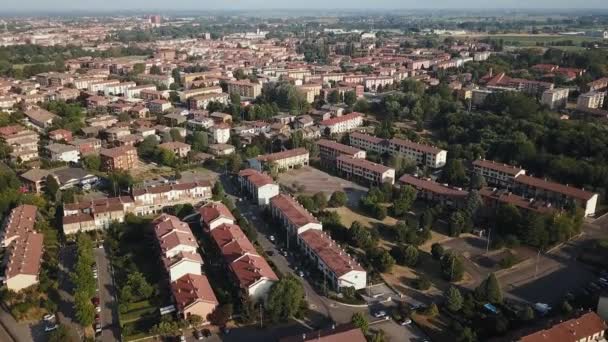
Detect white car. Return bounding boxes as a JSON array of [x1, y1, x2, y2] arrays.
[[373, 310, 387, 318], [44, 324, 58, 332], [43, 314, 55, 322], [95, 306, 101, 313], [400, 318, 412, 326], [269, 235, 276, 242], [298, 270, 305, 277]]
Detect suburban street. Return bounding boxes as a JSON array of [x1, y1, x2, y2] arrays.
[[57, 244, 83, 341], [95, 247, 121, 342]]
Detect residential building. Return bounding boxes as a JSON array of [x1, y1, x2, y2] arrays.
[[209, 223, 278, 300], [238, 169, 280, 206], [541, 88, 569, 110], [159, 142, 191, 158], [62, 197, 133, 235], [171, 274, 218, 321], [519, 312, 606, 342], [257, 148, 309, 170], [270, 193, 323, 236], [298, 229, 367, 291], [349, 132, 447, 168], [0, 204, 37, 248], [20, 169, 51, 194], [399, 175, 468, 208], [199, 202, 236, 231], [297, 84, 322, 103], [153, 214, 199, 259], [148, 99, 172, 114], [49, 129, 73, 142], [46, 143, 80, 163], [179, 86, 223, 103], [23, 108, 58, 130], [0, 125, 40, 162], [208, 143, 235, 156], [100, 146, 139, 171], [317, 139, 366, 166], [336, 155, 395, 185], [188, 93, 229, 110], [4, 229, 44, 292], [131, 181, 212, 216], [209, 123, 231, 144], [578, 91, 605, 110], [226, 80, 262, 98], [69, 138, 102, 156], [280, 324, 367, 342], [319, 112, 363, 135], [479, 187, 556, 215], [163, 252, 203, 282], [364, 76, 394, 92], [472, 159, 526, 188], [513, 175, 598, 217]]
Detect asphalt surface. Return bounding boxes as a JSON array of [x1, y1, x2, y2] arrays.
[[57, 244, 84, 340], [95, 247, 121, 342]]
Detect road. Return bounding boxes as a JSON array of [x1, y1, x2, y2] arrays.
[[220, 174, 427, 341], [95, 247, 121, 342], [57, 244, 83, 340]]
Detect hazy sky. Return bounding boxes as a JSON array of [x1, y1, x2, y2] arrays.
[[5, 0, 608, 12]]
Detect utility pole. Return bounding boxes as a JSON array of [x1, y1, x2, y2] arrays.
[[259, 304, 263, 329], [534, 249, 541, 279], [485, 227, 492, 254]]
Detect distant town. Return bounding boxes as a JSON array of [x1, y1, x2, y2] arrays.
[[0, 8, 606, 342]]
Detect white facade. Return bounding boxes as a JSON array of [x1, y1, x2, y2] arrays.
[[337, 270, 368, 290], [167, 259, 203, 282], [210, 126, 230, 144], [49, 147, 80, 163], [541, 88, 569, 110], [247, 278, 275, 302], [256, 184, 280, 206]]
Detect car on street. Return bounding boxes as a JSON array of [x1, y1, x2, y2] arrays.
[[44, 323, 58, 332], [95, 323, 102, 334], [179, 335, 186, 342], [95, 305, 101, 313], [373, 310, 387, 318], [269, 235, 276, 242], [298, 270, 305, 277], [43, 314, 55, 322], [220, 326, 231, 335], [400, 318, 412, 325]]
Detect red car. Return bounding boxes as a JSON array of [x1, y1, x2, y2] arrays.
[[91, 297, 100, 306]]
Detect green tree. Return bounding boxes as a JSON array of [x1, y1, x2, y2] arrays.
[[449, 211, 467, 237], [475, 273, 502, 304], [208, 303, 233, 326], [45, 175, 60, 201], [446, 286, 464, 312], [227, 153, 243, 173], [371, 248, 395, 273], [344, 91, 357, 106], [441, 159, 468, 186], [137, 135, 159, 159], [48, 324, 79, 342], [440, 252, 465, 282], [392, 185, 417, 217], [328, 90, 340, 104], [190, 131, 209, 152], [431, 243, 445, 260], [424, 303, 439, 317], [150, 65, 162, 75], [457, 327, 477, 342], [266, 275, 306, 322], [82, 154, 101, 171], [313, 192, 328, 211], [74, 291, 95, 326], [519, 306, 535, 321], [329, 191, 348, 207], [391, 244, 419, 267], [351, 312, 368, 334], [132, 63, 146, 75]]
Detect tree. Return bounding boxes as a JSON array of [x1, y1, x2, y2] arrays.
[[82, 154, 101, 171], [48, 324, 79, 342], [191, 131, 209, 152], [132, 63, 145, 75], [392, 185, 417, 217], [227, 153, 242, 173], [424, 303, 439, 317], [150, 65, 162, 75], [313, 192, 328, 211], [369, 330, 386, 342], [74, 291, 95, 326], [188, 314, 203, 327], [370, 248, 395, 273], [519, 306, 535, 321], [391, 244, 419, 267], [137, 135, 159, 159], [328, 90, 340, 104], [126, 272, 154, 301], [266, 275, 306, 323], [475, 273, 502, 304], [351, 312, 368, 334], [457, 327, 477, 342], [329, 191, 348, 207], [449, 211, 467, 237], [446, 286, 464, 312], [440, 252, 464, 282], [470, 172, 487, 190], [441, 159, 467, 186], [344, 91, 357, 106], [233, 68, 246, 80], [561, 300, 573, 314], [297, 195, 317, 213], [212, 182, 225, 200], [431, 243, 445, 260], [349, 221, 374, 249], [45, 175, 60, 201], [465, 191, 482, 221], [208, 304, 233, 326]]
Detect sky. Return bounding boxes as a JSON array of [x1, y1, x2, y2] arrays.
[[4, 0, 608, 12]]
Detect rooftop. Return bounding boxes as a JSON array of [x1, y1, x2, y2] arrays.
[[299, 230, 364, 277]]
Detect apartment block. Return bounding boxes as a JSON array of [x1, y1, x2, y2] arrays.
[[189, 93, 230, 110], [159, 141, 191, 158], [226, 80, 262, 98], [238, 169, 280, 206], [472, 159, 526, 188], [336, 155, 395, 185], [317, 139, 366, 166], [257, 147, 309, 170], [577, 91, 605, 110], [100, 146, 139, 171], [319, 112, 363, 135], [478, 187, 555, 215], [399, 175, 468, 208], [131, 181, 212, 216], [519, 312, 606, 342], [541, 88, 569, 110], [269, 193, 323, 236], [0, 125, 40, 162]]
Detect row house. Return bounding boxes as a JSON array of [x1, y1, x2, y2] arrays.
[[519, 312, 606, 342], [148, 99, 172, 114], [472, 159, 526, 188], [62, 197, 134, 235], [199, 202, 236, 231], [586, 77, 608, 92], [479, 187, 556, 216], [136, 74, 174, 88], [2, 205, 43, 292], [298, 229, 367, 291], [317, 139, 366, 166], [336, 155, 395, 185], [319, 112, 363, 135], [269, 193, 323, 236], [238, 169, 280, 206], [171, 274, 218, 322], [86, 115, 117, 129], [257, 147, 309, 171], [209, 223, 278, 301], [87, 79, 120, 93], [364, 76, 394, 92], [140, 89, 170, 101], [125, 84, 157, 99], [49, 129, 73, 143], [189, 93, 230, 110], [399, 175, 468, 208], [179, 86, 223, 103], [103, 82, 136, 96], [131, 181, 212, 216]]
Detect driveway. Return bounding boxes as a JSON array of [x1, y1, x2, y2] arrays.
[[95, 247, 120, 342]]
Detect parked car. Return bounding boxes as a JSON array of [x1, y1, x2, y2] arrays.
[[373, 310, 387, 318], [95, 306, 101, 313], [179, 335, 186, 342], [269, 235, 276, 242], [194, 330, 204, 340], [220, 326, 231, 335], [44, 324, 58, 332], [92, 297, 100, 306], [298, 270, 305, 277], [400, 318, 412, 326], [43, 314, 55, 322], [95, 323, 102, 334]]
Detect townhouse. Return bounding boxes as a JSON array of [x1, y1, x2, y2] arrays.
[[269, 193, 323, 236], [2, 205, 44, 292], [336, 155, 396, 185], [519, 312, 606, 342], [319, 112, 363, 135], [297, 84, 322, 103], [298, 229, 367, 291], [0, 125, 40, 162], [153, 214, 199, 259], [399, 175, 468, 208], [478, 187, 556, 216], [179, 86, 223, 103], [62, 197, 133, 234], [257, 148, 309, 171], [125, 84, 157, 99], [280, 324, 367, 342], [512, 175, 598, 217], [364, 76, 394, 92], [349, 132, 447, 169], [171, 274, 218, 322], [317, 139, 366, 166], [209, 223, 278, 301], [472, 159, 526, 188], [131, 181, 212, 216], [238, 169, 280, 206], [226, 80, 262, 98], [199, 202, 236, 231], [100, 146, 139, 171]]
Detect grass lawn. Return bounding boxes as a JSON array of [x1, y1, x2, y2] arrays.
[[326, 206, 398, 228], [122, 316, 159, 341], [120, 300, 157, 324]]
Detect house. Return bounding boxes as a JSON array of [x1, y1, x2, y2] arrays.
[[100, 146, 139, 171], [62, 197, 133, 234], [209, 123, 231, 144], [519, 312, 606, 342], [46, 143, 80, 163], [238, 169, 280, 206], [209, 144, 235, 156], [399, 175, 468, 208], [541, 88, 569, 110], [472, 159, 526, 188], [298, 229, 367, 291], [209, 223, 278, 300], [131, 181, 212, 216], [20, 169, 51, 193], [163, 251, 203, 282], [336, 155, 395, 185], [23, 108, 58, 129], [209, 112, 232, 124], [319, 112, 363, 135], [171, 274, 218, 321], [49, 129, 73, 142], [257, 148, 309, 171], [148, 99, 172, 114], [479, 187, 556, 215], [0, 125, 40, 162], [577, 91, 605, 110], [270, 193, 323, 235], [317, 139, 366, 166], [159, 142, 191, 158], [69, 138, 102, 156], [199, 202, 235, 231], [153, 214, 199, 258], [280, 324, 367, 342]]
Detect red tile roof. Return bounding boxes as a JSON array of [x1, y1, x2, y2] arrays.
[[171, 274, 218, 311], [337, 155, 393, 174], [299, 230, 364, 277], [280, 324, 366, 342], [479, 187, 556, 214], [238, 168, 274, 187], [399, 175, 468, 197], [389, 137, 443, 155], [320, 112, 362, 126], [199, 202, 235, 227], [270, 193, 320, 227], [349, 131, 384, 145], [317, 139, 363, 156], [230, 254, 279, 289], [5, 232, 44, 279], [100, 145, 136, 158], [520, 312, 606, 342], [514, 175, 596, 201], [132, 181, 211, 197], [257, 147, 309, 162], [473, 159, 524, 176], [152, 214, 198, 254], [2, 204, 37, 245]]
